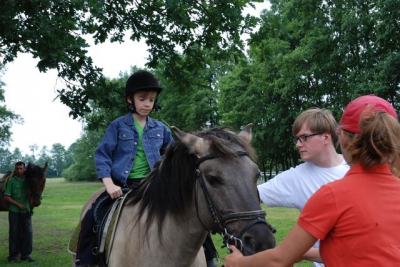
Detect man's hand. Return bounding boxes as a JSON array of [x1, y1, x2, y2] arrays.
[[4, 195, 26, 211]]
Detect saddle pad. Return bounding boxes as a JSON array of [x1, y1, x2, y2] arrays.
[[1, 171, 13, 192], [0, 171, 13, 211], [67, 191, 131, 258], [105, 191, 131, 263], [68, 220, 81, 254]]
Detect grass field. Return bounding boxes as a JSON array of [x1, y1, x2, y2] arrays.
[[0, 178, 312, 267]]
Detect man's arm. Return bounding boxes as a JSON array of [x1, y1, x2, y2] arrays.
[[4, 195, 26, 210]]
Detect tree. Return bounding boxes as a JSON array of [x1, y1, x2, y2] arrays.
[[36, 146, 53, 174], [62, 130, 102, 182], [216, 0, 400, 174], [28, 144, 38, 161], [0, 148, 13, 173], [10, 148, 24, 165], [0, 64, 23, 146], [50, 143, 68, 177], [155, 55, 225, 131], [1, 0, 262, 118]]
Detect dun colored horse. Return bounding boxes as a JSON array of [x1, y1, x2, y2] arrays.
[[0, 162, 48, 212], [72, 125, 276, 266]]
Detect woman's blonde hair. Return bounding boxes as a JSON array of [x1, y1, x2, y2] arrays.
[[346, 110, 400, 176]]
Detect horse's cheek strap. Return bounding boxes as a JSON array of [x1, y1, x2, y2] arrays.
[[195, 169, 225, 230]]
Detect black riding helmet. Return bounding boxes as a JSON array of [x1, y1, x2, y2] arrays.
[[125, 70, 162, 113]]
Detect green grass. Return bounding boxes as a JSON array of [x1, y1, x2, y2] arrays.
[[0, 178, 312, 266], [0, 179, 104, 267]]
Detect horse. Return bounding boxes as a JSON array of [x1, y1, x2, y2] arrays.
[[0, 162, 48, 212], [72, 124, 276, 266]]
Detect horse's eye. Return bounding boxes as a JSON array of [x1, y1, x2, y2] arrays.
[[205, 175, 219, 185]]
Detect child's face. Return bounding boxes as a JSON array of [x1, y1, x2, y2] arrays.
[[127, 90, 158, 116]]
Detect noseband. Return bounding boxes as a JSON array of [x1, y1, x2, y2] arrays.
[[195, 151, 275, 252], [27, 177, 44, 201], [30, 191, 43, 198]]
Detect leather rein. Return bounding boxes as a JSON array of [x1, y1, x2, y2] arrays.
[[195, 151, 275, 252]]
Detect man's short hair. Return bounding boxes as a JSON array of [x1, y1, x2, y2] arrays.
[[292, 108, 339, 147], [15, 161, 25, 167]]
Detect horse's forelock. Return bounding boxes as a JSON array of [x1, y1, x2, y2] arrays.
[[25, 163, 45, 180], [198, 127, 257, 161]]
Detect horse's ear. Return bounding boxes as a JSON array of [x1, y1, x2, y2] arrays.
[[43, 162, 49, 172], [171, 126, 209, 157], [238, 123, 253, 142]]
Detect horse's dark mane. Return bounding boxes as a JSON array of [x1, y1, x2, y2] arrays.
[[126, 126, 256, 236]]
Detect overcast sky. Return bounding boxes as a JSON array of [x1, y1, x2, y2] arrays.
[[2, 3, 269, 156], [3, 38, 149, 155]]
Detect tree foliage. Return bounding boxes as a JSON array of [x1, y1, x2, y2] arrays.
[[241, 0, 400, 176], [1, 0, 262, 118], [3, 0, 400, 180], [0, 64, 23, 147], [0, 143, 75, 178]]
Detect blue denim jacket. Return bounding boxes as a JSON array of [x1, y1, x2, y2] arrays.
[[94, 113, 174, 186]]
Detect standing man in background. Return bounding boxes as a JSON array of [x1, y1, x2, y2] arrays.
[[257, 108, 349, 267], [4, 161, 35, 263]]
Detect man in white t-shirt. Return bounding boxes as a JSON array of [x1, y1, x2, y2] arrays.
[[258, 108, 349, 267]]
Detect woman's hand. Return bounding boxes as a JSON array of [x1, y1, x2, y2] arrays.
[[224, 245, 244, 267]]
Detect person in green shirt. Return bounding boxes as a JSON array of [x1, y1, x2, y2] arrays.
[[4, 161, 35, 263]]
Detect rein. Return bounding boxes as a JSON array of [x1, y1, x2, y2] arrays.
[[195, 151, 273, 252]]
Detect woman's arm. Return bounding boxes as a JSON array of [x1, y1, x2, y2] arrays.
[[224, 224, 317, 267], [302, 248, 322, 262]]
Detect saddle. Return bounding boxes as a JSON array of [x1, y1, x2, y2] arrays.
[[93, 189, 131, 267], [68, 189, 131, 267], [0, 171, 13, 211]]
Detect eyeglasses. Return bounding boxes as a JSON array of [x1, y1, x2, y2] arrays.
[[292, 133, 323, 144]]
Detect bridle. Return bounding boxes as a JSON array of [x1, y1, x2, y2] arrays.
[[195, 151, 276, 252], [27, 175, 45, 205]]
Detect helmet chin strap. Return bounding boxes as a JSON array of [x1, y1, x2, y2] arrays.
[[128, 96, 138, 114], [128, 96, 160, 114]]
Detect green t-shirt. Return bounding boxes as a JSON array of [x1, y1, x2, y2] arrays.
[[4, 176, 30, 213], [128, 119, 150, 179]]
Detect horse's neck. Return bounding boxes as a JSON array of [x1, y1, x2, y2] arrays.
[[136, 202, 209, 252], [109, 202, 208, 266]]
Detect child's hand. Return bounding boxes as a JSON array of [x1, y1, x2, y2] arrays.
[[102, 177, 122, 199]]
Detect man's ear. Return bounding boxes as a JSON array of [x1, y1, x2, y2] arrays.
[[323, 132, 331, 143]]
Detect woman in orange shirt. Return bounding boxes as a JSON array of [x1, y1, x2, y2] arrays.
[[225, 95, 400, 267]]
